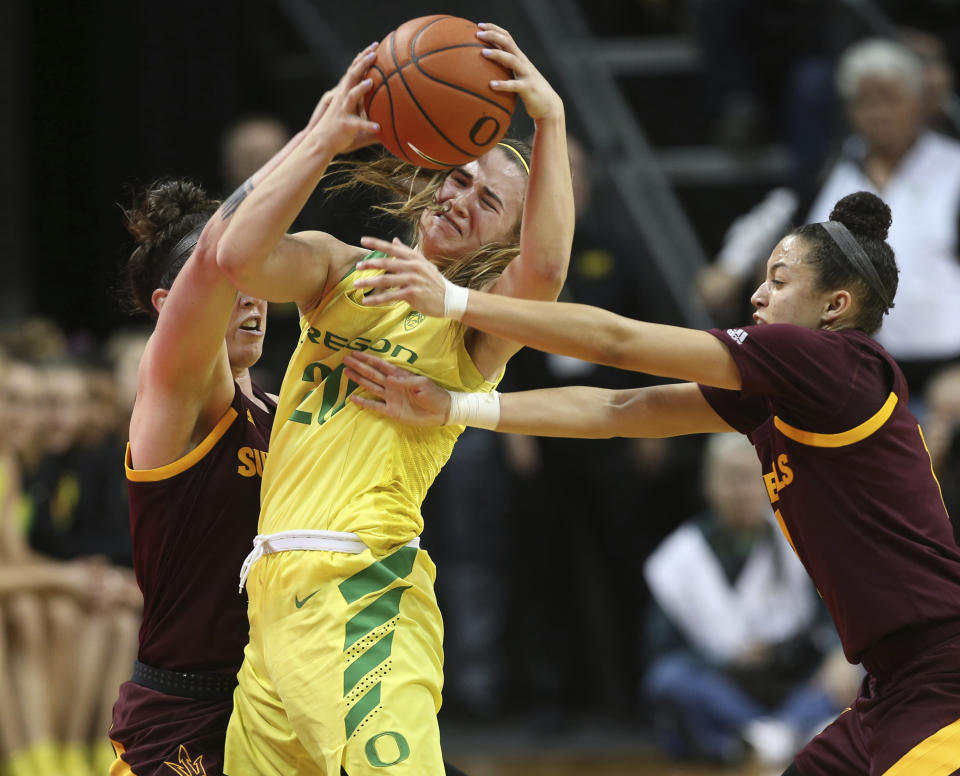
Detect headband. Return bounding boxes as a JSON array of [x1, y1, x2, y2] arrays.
[[818, 220, 892, 308], [497, 142, 530, 175], [158, 225, 203, 288]]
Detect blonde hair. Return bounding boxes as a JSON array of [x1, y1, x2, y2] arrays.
[[325, 140, 532, 290]]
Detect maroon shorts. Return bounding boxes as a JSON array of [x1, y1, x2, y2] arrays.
[[110, 680, 233, 776], [796, 630, 960, 776]]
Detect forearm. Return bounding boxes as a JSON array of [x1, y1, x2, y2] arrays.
[[460, 293, 740, 388], [490, 382, 733, 438], [493, 386, 628, 438], [217, 131, 336, 278], [515, 110, 574, 292], [190, 128, 311, 276]]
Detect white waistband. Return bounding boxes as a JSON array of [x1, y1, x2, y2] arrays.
[[237, 530, 420, 592]]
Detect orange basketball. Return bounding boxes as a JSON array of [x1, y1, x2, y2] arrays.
[[365, 15, 517, 170]]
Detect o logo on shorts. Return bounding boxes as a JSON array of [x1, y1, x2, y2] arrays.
[[364, 731, 410, 767]]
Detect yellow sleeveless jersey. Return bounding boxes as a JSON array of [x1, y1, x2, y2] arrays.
[[260, 254, 499, 555]]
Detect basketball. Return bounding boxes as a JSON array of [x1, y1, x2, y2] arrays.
[[365, 15, 517, 170]]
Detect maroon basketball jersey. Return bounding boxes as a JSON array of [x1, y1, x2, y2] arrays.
[[126, 383, 275, 673], [700, 324, 960, 663]]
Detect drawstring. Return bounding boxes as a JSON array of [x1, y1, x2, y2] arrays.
[[238, 534, 269, 593]]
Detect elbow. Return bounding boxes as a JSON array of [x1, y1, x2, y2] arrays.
[[191, 228, 219, 272], [530, 255, 569, 299], [216, 237, 249, 286]]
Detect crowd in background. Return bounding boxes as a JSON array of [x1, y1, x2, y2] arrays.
[[5, 3, 960, 774]]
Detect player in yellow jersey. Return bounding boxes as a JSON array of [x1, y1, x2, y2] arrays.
[[217, 24, 573, 776]]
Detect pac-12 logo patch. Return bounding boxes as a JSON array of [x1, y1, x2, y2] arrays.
[[404, 311, 425, 331], [164, 744, 207, 776], [726, 328, 749, 345]]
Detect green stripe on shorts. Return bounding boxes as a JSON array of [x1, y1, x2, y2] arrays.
[[338, 546, 418, 604], [344, 631, 395, 695], [345, 682, 381, 739]]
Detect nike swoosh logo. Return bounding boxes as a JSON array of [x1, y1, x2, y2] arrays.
[[295, 589, 321, 609]]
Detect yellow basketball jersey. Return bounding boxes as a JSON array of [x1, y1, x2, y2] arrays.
[[260, 255, 498, 555]]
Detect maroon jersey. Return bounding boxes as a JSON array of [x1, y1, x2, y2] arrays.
[[126, 382, 275, 673], [700, 324, 960, 664]]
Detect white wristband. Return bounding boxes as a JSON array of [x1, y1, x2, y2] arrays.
[[445, 390, 501, 429], [442, 278, 469, 320]]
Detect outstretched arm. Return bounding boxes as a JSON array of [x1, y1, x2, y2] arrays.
[[478, 24, 573, 304], [464, 24, 574, 375], [130, 58, 374, 469], [353, 238, 743, 390], [216, 44, 380, 309], [343, 350, 734, 438]]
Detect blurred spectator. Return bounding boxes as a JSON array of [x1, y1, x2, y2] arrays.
[[0, 350, 140, 776], [219, 115, 290, 191], [923, 362, 960, 544], [901, 27, 959, 135], [0, 323, 142, 776], [103, 327, 151, 429], [641, 434, 860, 768], [807, 37, 960, 395], [25, 360, 131, 565], [699, 35, 960, 398]]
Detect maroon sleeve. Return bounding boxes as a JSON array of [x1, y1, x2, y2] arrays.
[[698, 384, 769, 435], [704, 324, 891, 433]]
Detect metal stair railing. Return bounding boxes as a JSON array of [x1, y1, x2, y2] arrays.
[[517, 0, 714, 328]]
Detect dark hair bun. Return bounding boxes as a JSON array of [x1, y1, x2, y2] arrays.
[[829, 191, 891, 242], [125, 179, 215, 244]]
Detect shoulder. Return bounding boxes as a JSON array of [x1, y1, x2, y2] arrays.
[[289, 231, 367, 313]]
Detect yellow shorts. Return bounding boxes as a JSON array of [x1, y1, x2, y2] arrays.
[[224, 545, 444, 776]]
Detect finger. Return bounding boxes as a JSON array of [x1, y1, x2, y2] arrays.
[[476, 25, 517, 52], [343, 351, 393, 381], [342, 367, 385, 397], [354, 274, 405, 290], [361, 289, 408, 306], [353, 260, 386, 277], [489, 78, 521, 94], [360, 235, 416, 257], [345, 124, 382, 152], [345, 350, 407, 376], [350, 394, 389, 415], [350, 44, 378, 74], [481, 48, 520, 71], [347, 78, 375, 106], [353, 259, 411, 282], [477, 22, 511, 38]]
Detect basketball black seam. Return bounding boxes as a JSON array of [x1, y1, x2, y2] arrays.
[[368, 58, 400, 163], [410, 45, 514, 116], [368, 49, 513, 116], [389, 20, 499, 161], [372, 44, 514, 116], [392, 18, 472, 160], [386, 29, 414, 163]]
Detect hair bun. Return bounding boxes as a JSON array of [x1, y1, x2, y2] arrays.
[[125, 179, 213, 244], [828, 191, 891, 242]]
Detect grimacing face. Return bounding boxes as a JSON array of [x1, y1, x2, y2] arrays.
[[417, 147, 526, 260]]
